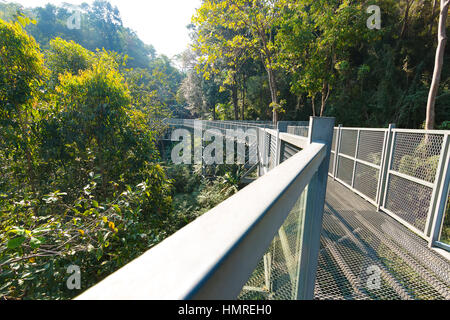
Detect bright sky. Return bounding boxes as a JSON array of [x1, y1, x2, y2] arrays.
[[8, 0, 202, 58]]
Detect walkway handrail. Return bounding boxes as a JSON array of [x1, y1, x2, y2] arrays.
[[76, 117, 335, 300], [324, 124, 450, 251]]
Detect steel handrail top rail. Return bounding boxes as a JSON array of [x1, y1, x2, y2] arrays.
[[164, 119, 276, 130], [76, 142, 327, 300]]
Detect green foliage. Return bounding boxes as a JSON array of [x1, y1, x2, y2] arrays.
[[0, 17, 44, 111], [0, 170, 173, 300], [168, 164, 239, 221], [397, 138, 440, 183], [0, 1, 156, 69], [0, 16, 181, 300], [46, 38, 94, 89], [184, 0, 449, 126]]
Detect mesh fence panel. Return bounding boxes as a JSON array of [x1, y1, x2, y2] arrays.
[[391, 132, 443, 183], [357, 130, 385, 166], [337, 156, 354, 186], [287, 126, 309, 137], [385, 174, 432, 232], [340, 129, 358, 157], [239, 188, 308, 300], [354, 162, 380, 201], [439, 195, 450, 245]]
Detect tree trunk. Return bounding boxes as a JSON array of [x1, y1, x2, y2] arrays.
[[320, 81, 330, 117], [428, 0, 439, 38], [400, 0, 412, 38], [232, 85, 239, 120], [241, 74, 246, 121], [426, 0, 449, 130], [267, 67, 278, 125], [258, 29, 279, 126], [311, 94, 316, 117]]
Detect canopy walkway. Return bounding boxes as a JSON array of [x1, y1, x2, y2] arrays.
[[77, 118, 450, 300]]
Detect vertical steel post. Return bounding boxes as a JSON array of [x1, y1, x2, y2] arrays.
[[427, 134, 450, 245], [295, 117, 335, 300], [275, 129, 281, 166], [333, 125, 342, 180], [351, 129, 361, 188], [377, 124, 395, 211]]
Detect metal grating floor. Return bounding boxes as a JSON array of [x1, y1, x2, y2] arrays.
[[315, 178, 450, 300]]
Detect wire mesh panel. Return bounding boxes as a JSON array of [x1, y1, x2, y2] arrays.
[[349, 129, 386, 202], [287, 126, 309, 137], [357, 130, 385, 166], [354, 163, 380, 201], [258, 130, 271, 175], [391, 132, 443, 183], [385, 174, 433, 233], [337, 156, 354, 186], [239, 187, 308, 300], [340, 129, 358, 157], [383, 131, 446, 235]]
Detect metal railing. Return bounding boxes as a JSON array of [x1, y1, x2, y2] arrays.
[[76, 117, 335, 300], [316, 125, 450, 251]]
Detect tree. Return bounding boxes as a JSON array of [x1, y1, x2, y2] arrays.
[[0, 17, 45, 189], [277, 0, 374, 117], [193, 6, 250, 120], [46, 38, 94, 89], [426, 0, 449, 130], [53, 52, 131, 193], [193, 0, 283, 124]]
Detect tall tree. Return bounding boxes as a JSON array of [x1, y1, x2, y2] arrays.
[[0, 16, 45, 190], [426, 0, 449, 130], [193, 0, 283, 124], [277, 0, 374, 117]]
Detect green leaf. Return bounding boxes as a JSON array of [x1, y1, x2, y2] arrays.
[[30, 237, 42, 249], [7, 237, 26, 249], [96, 248, 103, 261]]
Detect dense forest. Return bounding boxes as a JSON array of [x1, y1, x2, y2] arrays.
[[0, 0, 449, 300], [180, 0, 449, 129], [0, 0, 239, 299]]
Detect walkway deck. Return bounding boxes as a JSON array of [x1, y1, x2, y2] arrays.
[[316, 178, 450, 300]]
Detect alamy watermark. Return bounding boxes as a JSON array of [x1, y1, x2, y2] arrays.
[[366, 265, 381, 290], [67, 265, 81, 290], [66, 6, 81, 30], [367, 5, 381, 30]]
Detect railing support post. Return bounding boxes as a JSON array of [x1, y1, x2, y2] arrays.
[[295, 117, 335, 300], [428, 134, 450, 246], [377, 124, 395, 211], [275, 129, 281, 166], [351, 129, 361, 188], [333, 125, 342, 180]]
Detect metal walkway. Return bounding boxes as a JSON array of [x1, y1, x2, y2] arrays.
[[316, 178, 450, 300]]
